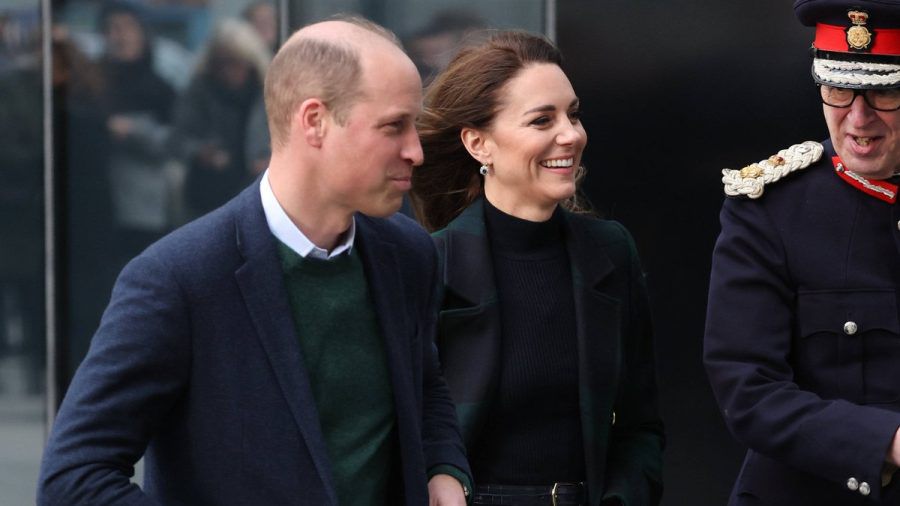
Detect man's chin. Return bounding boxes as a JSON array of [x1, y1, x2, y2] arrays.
[[841, 153, 895, 179], [358, 198, 404, 218]]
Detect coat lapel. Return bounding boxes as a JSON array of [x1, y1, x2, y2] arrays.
[[231, 186, 338, 506], [564, 213, 620, 505], [436, 200, 502, 445]]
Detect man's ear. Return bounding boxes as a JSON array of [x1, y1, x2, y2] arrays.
[[461, 127, 492, 166], [294, 98, 329, 148]]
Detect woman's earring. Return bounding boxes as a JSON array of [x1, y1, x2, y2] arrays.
[[479, 163, 490, 176]]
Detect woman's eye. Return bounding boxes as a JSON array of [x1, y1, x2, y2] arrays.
[[568, 110, 581, 121], [530, 116, 551, 126]]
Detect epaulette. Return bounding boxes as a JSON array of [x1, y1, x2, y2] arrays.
[[721, 141, 824, 199]]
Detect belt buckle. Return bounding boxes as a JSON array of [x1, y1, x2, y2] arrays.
[[551, 482, 577, 506]]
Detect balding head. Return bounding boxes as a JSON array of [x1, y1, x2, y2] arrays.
[[263, 16, 405, 151]]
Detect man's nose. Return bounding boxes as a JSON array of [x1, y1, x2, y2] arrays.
[[848, 93, 878, 125], [405, 131, 424, 167]]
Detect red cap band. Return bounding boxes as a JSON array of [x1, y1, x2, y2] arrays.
[[814, 23, 900, 55]]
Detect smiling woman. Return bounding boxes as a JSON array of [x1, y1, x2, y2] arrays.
[[473, 62, 586, 221], [410, 31, 664, 506]]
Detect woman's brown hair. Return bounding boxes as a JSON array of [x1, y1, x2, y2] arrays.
[[410, 30, 588, 232]]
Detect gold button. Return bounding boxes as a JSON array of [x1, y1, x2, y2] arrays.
[[843, 321, 858, 335], [847, 477, 859, 491], [612, 411, 616, 426]]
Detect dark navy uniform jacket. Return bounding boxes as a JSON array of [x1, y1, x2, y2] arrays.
[[704, 140, 900, 505]]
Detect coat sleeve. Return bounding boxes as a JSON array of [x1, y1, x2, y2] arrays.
[[602, 223, 665, 506], [703, 197, 900, 501], [37, 253, 192, 506]]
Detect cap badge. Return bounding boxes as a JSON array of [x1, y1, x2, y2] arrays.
[[846, 9, 873, 51]]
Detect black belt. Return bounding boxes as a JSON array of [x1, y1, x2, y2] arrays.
[[472, 482, 586, 506]]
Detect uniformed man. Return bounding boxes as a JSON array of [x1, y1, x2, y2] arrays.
[[704, 1, 900, 505]]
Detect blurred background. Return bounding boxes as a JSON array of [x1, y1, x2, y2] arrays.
[[0, 0, 824, 503]]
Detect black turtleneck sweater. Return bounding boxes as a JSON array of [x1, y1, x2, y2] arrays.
[[470, 199, 585, 485]]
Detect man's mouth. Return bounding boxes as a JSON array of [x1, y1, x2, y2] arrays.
[[854, 136, 873, 147]]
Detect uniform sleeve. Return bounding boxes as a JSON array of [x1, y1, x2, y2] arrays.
[[602, 223, 665, 506], [37, 253, 192, 506], [703, 197, 900, 501]]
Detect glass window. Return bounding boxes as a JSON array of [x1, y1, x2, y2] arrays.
[[52, 0, 276, 381], [0, 2, 46, 504], [289, 0, 549, 81]]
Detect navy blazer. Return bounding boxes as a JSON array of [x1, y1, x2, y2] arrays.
[[432, 200, 664, 506], [705, 140, 900, 505], [38, 183, 469, 505]]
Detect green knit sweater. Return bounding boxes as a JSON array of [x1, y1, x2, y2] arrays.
[[277, 242, 396, 506]]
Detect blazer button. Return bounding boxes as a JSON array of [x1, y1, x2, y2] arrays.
[[847, 477, 859, 491], [897, 219, 900, 231], [859, 482, 871, 496], [843, 321, 858, 335], [611, 411, 616, 426]]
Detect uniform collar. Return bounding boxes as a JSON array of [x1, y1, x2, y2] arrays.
[[830, 156, 898, 203]]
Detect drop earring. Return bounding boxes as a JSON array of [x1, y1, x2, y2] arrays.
[[479, 163, 490, 176]]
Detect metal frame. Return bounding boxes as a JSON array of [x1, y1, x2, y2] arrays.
[[545, 0, 557, 42], [278, 0, 290, 47], [42, 0, 58, 433]]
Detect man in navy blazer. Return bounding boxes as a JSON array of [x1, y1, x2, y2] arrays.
[[38, 16, 470, 505], [705, 1, 900, 504]]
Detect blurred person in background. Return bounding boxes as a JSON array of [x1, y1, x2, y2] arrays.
[[243, 0, 278, 53], [51, 32, 118, 375], [404, 9, 485, 85], [98, 1, 178, 265], [171, 18, 270, 218]]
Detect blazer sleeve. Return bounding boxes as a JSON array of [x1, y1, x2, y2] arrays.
[[703, 198, 900, 501], [419, 238, 473, 484], [602, 223, 665, 506], [37, 252, 191, 506]]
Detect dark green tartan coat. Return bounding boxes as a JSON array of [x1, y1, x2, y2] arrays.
[[432, 199, 664, 506]]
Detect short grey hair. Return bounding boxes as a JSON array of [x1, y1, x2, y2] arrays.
[[263, 15, 401, 150]]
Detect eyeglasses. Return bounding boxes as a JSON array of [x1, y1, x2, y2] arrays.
[[818, 84, 900, 112]]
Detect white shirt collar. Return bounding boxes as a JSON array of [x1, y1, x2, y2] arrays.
[[259, 170, 355, 260]]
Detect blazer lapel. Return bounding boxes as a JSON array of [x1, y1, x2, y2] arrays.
[[564, 213, 619, 504], [353, 215, 414, 419], [232, 186, 338, 506], [353, 215, 423, 504]]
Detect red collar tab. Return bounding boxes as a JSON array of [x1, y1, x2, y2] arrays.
[[815, 22, 900, 54], [831, 156, 898, 203]]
